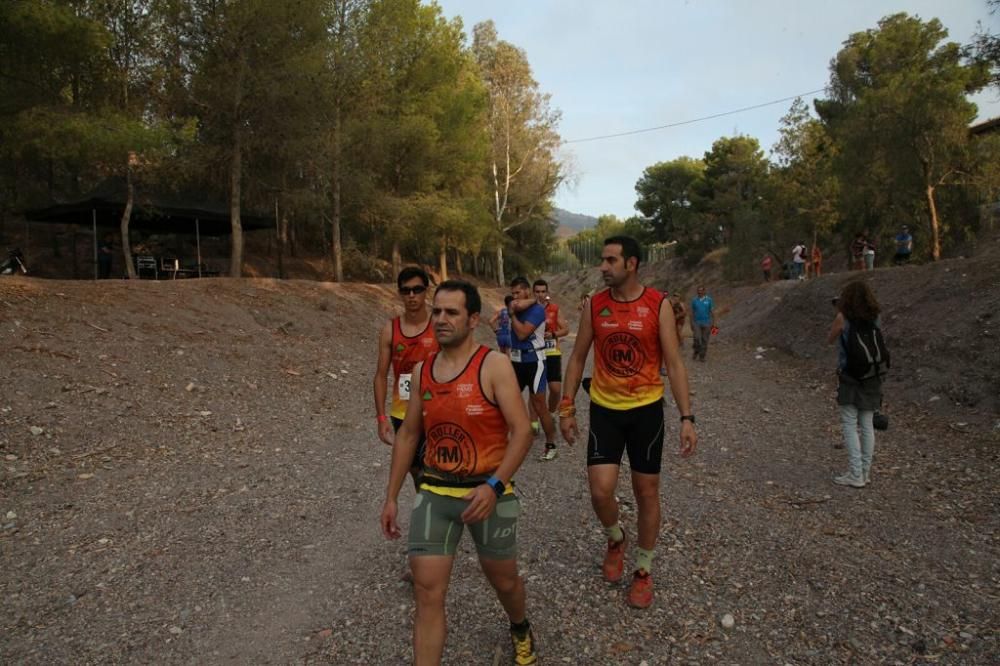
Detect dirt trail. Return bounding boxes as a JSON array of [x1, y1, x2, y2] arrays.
[[1, 275, 997, 664], [306, 340, 998, 665]]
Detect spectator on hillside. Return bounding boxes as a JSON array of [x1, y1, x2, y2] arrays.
[[791, 242, 807, 280], [761, 254, 773, 282], [863, 237, 876, 271], [850, 233, 867, 271], [98, 235, 114, 279], [810, 243, 823, 278], [893, 225, 913, 265]]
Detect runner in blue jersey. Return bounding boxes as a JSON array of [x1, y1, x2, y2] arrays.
[[508, 276, 558, 457]]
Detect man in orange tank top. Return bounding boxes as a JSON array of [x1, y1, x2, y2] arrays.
[[373, 267, 437, 486], [380, 280, 538, 665], [560, 236, 698, 610], [532, 279, 569, 413]]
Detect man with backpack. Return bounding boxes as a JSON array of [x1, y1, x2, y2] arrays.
[[791, 242, 807, 280], [827, 281, 889, 488]]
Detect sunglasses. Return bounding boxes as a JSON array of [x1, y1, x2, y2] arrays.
[[398, 285, 427, 296]]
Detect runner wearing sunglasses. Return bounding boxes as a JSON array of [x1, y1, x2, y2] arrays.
[[374, 267, 439, 485]]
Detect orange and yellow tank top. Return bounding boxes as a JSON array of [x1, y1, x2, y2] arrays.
[[390, 316, 438, 419], [419, 345, 508, 479], [589, 287, 665, 410], [543, 302, 561, 357]]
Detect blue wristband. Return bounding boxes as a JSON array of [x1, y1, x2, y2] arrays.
[[486, 476, 505, 497]]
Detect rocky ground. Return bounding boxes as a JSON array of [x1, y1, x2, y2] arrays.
[[1, 244, 998, 664]]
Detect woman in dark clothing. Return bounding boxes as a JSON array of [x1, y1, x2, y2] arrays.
[[826, 281, 883, 488]]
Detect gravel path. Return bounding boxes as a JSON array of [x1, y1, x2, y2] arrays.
[[315, 337, 998, 665], [1, 277, 996, 665]]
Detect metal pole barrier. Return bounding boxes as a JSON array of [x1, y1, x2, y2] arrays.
[[196, 218, 202, 277], [92, 209, 98, 279]]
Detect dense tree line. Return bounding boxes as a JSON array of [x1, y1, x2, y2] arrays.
[[0, 0, 561, 281], [624, 11, 1000, 277]]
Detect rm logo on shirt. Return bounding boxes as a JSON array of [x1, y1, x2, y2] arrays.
[[601, 332, 645, 378], [426, 422, 478, 475]]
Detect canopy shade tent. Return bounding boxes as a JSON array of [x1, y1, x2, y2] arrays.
[[25, 178, 273, 278]]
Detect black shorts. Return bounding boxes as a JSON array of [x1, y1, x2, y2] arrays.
[[512, 360, 547, 394], [544, 355, 562, 383], [391, 416, 426, 469], [587, 400, 665, 474]]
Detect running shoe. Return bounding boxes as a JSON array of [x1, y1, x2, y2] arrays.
[[540, 443, 557, 461], [833, 472, 865, 488], [602, 535, 626, 582], [628, 570, 654, 608], [510, 626, 537, 665]]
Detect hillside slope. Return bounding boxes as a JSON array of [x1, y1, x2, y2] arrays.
[[720, 238, 1000, 429], [547, 237, 1000, 431]]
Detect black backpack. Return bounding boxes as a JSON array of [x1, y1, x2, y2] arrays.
[[843, 320, 890, 382]]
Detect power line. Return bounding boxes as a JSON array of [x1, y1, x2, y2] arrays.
[[563, 87, 829, 144]]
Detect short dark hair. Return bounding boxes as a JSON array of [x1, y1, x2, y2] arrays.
[[510, 276, 530, 290], [435, 280, 481, 315], [503, 295, 514, 306], [397, 266, 429, 289], [532, 279, 548, 289], [604, 235, 642, 269]]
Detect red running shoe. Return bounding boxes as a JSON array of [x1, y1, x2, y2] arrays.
[[602, 535, 626, 582], [628, 570, 654, 608]]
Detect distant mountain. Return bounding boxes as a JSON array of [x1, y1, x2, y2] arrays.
[[552, 207, 598, 238]]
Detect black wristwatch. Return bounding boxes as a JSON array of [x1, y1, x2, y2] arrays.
[[680, 414, 696, 424], [486, 476, 505, 497]]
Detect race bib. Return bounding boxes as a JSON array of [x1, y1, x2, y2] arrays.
[[398, 373, 412, 401], [509, 349, 522, 362], [543, 339, 557, 350]]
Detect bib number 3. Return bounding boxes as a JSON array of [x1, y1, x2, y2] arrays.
[[398, 373, 412, 401]]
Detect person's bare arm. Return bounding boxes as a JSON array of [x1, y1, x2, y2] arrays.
[[380, 363, 425, 538], [460, 353, 532, 523], [489, 308, 501, 330], [373, 321, 394, 445], [509, 306, 539, 341], [559, 303, 595, 444], [826, 312, 845, 345], [509, 298, 535, 313], [554, 310, 570, 338], [658, 301, 697, 457]]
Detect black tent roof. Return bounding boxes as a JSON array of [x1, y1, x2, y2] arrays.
[[26, 178, 273, 234]]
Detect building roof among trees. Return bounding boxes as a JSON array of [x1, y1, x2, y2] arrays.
[[26, 178, 273, 235], [970, 116, 1000, 136]]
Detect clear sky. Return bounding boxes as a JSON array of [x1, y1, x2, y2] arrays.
[[434, 0, 1000, 219]]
